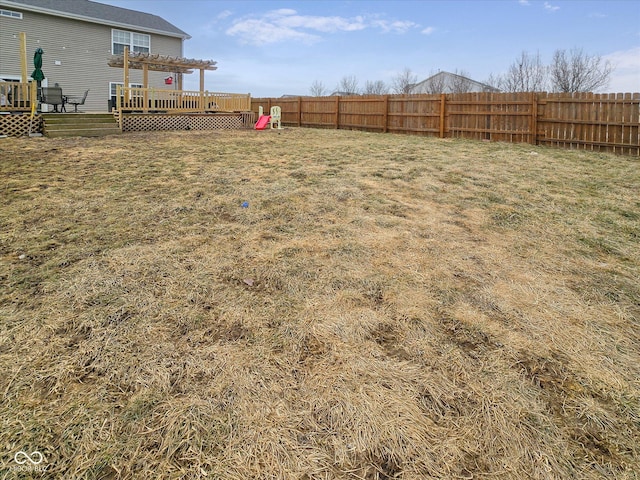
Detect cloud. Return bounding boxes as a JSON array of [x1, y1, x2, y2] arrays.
[[544, 2, 560, 11], [518, 0, 530, 5], [275, 12, 366, 33], [371, 19, 418, 34], [604, 46, 640, 92], [226, 18, 320, 45], [269, 8, 297, 17], [421, 26, 435, 35], [225, 9, 416, 46], [605, 46, 640, 70], [217, 10, 232, 20]]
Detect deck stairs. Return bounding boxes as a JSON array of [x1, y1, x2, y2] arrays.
[[43, 113, 120, 138]]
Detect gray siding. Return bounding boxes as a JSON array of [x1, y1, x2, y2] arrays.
[[0, 7, 183, 112]]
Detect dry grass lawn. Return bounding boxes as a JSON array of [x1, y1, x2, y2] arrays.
[[1, 128, 639, 479]]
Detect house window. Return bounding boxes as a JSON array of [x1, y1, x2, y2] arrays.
[[111, 29, 150, 55], [0, 9, 23, 19]]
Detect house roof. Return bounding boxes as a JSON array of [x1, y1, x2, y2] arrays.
[[0, 0, 190, 39], [330, 91, 360, 96], [411, 71, 499, 93]]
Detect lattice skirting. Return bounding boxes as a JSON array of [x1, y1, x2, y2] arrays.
[[121, 112, 256, 132], [1, 112, 256, 137], [0, 114, 43, 137]]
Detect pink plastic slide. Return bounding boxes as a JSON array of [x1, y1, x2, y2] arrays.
[[254, 115, 271, 130]]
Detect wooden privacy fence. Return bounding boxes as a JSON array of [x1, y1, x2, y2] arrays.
[[251, 92, 640, 156]]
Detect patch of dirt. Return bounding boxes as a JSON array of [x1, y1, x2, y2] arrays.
[[369, 322, 412, 361]]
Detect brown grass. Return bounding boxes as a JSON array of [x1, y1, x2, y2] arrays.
[[1, 128, 638, 479]]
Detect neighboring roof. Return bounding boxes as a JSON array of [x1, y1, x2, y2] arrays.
[[330, 91, 360, 96], [411, 71, 499, 93], [0, 0, 190, 39]]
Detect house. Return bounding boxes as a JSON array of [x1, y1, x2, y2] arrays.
[[330, 91, 360, 96], [410, 71, 499, 94], [0, 0, 190, 112]]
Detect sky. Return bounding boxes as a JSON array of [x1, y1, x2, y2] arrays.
[[99, 0, 640, 97]]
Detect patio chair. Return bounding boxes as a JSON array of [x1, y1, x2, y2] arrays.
[[65, 89, 89, 112], [40, 87, 65, 112]]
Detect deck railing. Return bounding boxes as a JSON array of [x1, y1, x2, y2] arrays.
[[116, 86, 251, 114], [0, 81, 37, 112]]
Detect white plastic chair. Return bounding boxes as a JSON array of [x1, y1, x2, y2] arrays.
[[269, 106, 282, 129]]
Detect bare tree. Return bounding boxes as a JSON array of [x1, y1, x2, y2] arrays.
[[336, 75, 360, 95], [309, 80, 328, 96], [498, 51, 548, 92], [550, 48, 613, 92], [391, 68, 417, 94], [484, 72, 503, 91], [363, 80, 388, 95]]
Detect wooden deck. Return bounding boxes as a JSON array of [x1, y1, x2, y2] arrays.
[[1, 81, 253, 136], [0, 82, 251, 115]]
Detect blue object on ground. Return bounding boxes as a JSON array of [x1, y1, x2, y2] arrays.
[[241, 202, 249, 208]]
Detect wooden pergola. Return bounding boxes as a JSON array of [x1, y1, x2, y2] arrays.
[[108, 48, 218, 92], [107, 48, 250, 114]]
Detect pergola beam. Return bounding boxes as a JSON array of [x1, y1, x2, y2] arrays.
[[108, 51, 218, 75]]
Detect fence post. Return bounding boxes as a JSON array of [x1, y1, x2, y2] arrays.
[[335, 96, 340, 129], [439, 93, 446, 138], [531, 92, 538, 145], [383, 95, 389, 133], [298, 96, 302, 126]]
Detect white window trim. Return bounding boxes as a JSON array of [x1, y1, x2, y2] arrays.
[[1, 75, 34, 82], [0, 9, 23, 19], [111, 29, 150, 54], [109, 81, 144, 97]]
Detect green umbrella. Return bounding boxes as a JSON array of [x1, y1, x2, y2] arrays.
[[31, 47, 45, 81], [31, 48, 45, 106]]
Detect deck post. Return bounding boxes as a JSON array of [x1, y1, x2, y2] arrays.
[[116, 85, 123, 130], [123, 47, 130, 104], [20, 33, 27, 84], [142, 64, 149, 113], [200, 69, 205, 112]]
